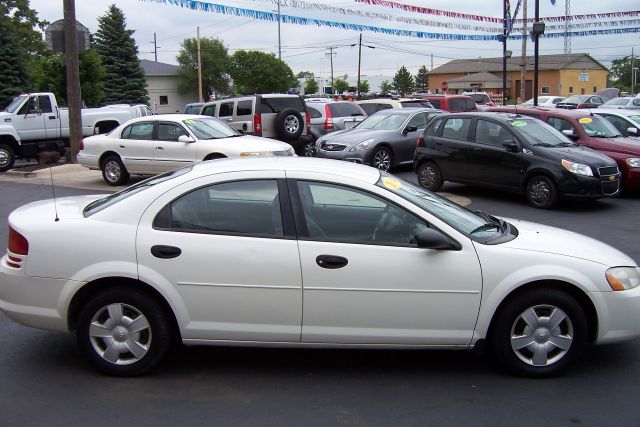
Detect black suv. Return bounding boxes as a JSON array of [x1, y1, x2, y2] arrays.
[[413, 112, 620, 208]]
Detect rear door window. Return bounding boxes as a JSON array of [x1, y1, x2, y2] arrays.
[[201, 104, 216, 117], [428, 99, 441, 109], [122, 122, 154, 140], [328, 103, 365, 117], [308, 106, 323, 119], [547, 117, 576, 134], [448, 98, 468, 112], [441, 118, 472, 141], [236, 100, 252, 116], [219, 102, 233, 117]]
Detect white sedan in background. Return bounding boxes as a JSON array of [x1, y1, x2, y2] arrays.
[[520, 96, 566, 107], [78, 114, 295, 185], [1, 158, 640, 378]]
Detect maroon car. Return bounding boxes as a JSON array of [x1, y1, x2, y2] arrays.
[[488, 106, 640, 192]]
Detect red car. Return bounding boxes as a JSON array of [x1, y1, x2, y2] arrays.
[[421, 95, 477, 112], [489, 106, 640, 192]]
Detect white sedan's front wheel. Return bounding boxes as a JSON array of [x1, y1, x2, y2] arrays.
[[101, 155, 130, 186]]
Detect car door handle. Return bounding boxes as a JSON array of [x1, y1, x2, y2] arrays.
[[119, 145, 126, 148], [316, 255, 348, 269], [151, 245, 182, 259], [155, 146, 164, 150], [48, 116, 56, 120]]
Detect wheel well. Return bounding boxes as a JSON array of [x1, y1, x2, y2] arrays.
[[203, 153, 227, 161], [523, 171, 556, 192], [486, 280, 598, 344], [99, 151, 120, 167], [0, 135, 19, 150], [95, 121, 120, 134], [67, 277, 181, 341]]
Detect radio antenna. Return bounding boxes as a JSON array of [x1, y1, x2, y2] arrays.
[[49, 164, 59, 222]]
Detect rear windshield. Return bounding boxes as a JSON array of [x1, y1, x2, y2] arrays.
[[563, 96, 589, 103], [259, 97, 305, 113], [328, 102, 365, 117], [467, 93, 491, 103], [603, 98, 630, 106], [449, 98, 475, 112], [400, 100, 433, 108]]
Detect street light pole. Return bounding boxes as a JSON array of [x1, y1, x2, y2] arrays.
[[357, 33, 362, 99], [502, 0, 507, 106], [277, 0, 281, 60], [533, 0, 543, 106]]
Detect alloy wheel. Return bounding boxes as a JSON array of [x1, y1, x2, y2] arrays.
[[284, 115, 300, 134], [373, 149, 391, 171], [104, 160, 121, 183]]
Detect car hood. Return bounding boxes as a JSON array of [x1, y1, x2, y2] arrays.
[[590, 136, 640, 155], [530, 144, 616, 167], [319, 128, 389, 145], [206, 135, 293, 152], [499, 218, 636, 267]]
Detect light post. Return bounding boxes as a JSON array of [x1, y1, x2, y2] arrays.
[[531, 0, 545, 106]]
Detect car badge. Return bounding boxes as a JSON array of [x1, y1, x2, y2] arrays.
[[609, 175, 617, 181]]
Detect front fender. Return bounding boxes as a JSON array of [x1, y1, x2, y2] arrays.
[[0, 124, 22, 144]]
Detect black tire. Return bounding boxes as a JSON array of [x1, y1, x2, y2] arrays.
[[76, 287, 172, 376], [101, 155, 130, 186], [417, 161, 443, 192], [526, 175, 558, 209], [371, 146, 393, 172], [0, 143, 16, 172], [490, 288, 587, 378], [274, 108, 304, 142]]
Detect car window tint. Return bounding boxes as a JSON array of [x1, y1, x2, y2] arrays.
[[308, 106, 323, 119], [475, 120, 508, 146], [376, 103, 393, 112], [329, 103, 364, 117], [201, 105, 216, 117], [430, 118, 444, 135], [157, 123, 188, 141], [260, 97, 304, 113], [236, 100, 252, 116], [167, 180, 283, 237], [428, 99, 441, 109], [38, 95, 53, 113], [406, 112, 429, 130], [18, 97, 37, 115], [219, 102, 233, 117], [547, 117, 575, 133], [124, 122, 154, 140], [448, 98, 468, 112], [358, 103, 377, 115], [441, 118, 472, 141], [296, 181, 428, 246]]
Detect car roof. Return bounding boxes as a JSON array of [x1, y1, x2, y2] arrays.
[[187, 157, 382, 184], [488, 106, 594, 117], [371, 107, 436, 115], [593, 108, 640, 116], [125, 114, 209, 124]]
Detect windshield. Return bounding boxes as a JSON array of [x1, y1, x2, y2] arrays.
[[400, 101, 433, 108], [2, 95, 28, 113], [84, 167, 193, 217], [563, 96, 589, 104], [603, 98, 629, 106], [578, 115, 622, 138], [376, 172, 504, 240], [358, 112, 407, 130], [182, 117, 239, 139], [509, 118, 576, 146]]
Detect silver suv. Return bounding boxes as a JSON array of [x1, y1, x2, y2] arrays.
[[200, 94, 311, 153], [305, 99, 367, 156]]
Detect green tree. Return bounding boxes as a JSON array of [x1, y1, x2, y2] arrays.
[[0, 15, 27, 108], [0, 0, 49, 59], [333, 78, 349, 94], [393, 65, 414, 96], [79, 49, 106, 106], [297, 71, 314, 79], [357, 80, 369, 94], [229, 50, 297, 94], [94, 4, 148, 104], [304, 78, 319, 95], [414, 65, 429, 93], [177, 37, 229, 98], [609, 56, 640, 92], [380, 80, 393, 94]]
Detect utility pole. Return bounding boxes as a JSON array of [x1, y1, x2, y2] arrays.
[[63, 0, 82, 163], [502, 0, 508, 106], [533, 0, 541, 106], [277, 0, 281, 60], [326, 47, 337, 97], [430, 53, 433, 72], [520, 0, 527, 102], [197, 26, 203, 102], [357, 33, 362, 99], [632, 47, 636, 96], [153, 32, 158, 62]]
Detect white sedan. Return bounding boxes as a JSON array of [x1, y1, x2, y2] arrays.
[[78, 114, 295, 185], [1, 158, 640, 377], [520, 96, 566, 107]]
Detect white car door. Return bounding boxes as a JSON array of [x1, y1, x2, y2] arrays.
[[153, 121, 197, 172], [13, 97, 46, 140], [291, 178, 482, 346], [116, 121, 155, 173], [136, 172, 303, 342]]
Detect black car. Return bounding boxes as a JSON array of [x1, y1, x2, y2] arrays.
[[413, 112, 620, 209], [556, 95, 607, 109]]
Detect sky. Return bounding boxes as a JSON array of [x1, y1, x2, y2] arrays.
[[28, 0, 640, 85]]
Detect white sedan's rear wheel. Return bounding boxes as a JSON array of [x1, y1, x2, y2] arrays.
[[101, 155, 130, 186]]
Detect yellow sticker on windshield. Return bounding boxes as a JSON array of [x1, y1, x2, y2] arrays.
[[578, 117, 592, 124], [184, 119, 195, 125], [382, 177, 402, 190], [511, 121, 527, 127]]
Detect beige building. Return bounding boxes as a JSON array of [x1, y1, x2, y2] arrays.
[[140, 59, 198, 114], [428, 53, 608, 103]]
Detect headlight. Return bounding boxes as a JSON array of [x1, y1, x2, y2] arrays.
[[606, 267, 640, 291], [350, 138, 374, 152], [625, 158, 640, 168], [561, 159, 593, 177], [240, 151, 274, 157]]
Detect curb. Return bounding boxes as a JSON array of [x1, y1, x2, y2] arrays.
[[5, 170, 37, 178]]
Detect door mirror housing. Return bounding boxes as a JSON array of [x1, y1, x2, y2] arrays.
[[415, 229, 461, 251], [404, 126, 418, 134], [178, 135, 195, 143], [627, 127, 638, 136], [561, 129, 579, 140]]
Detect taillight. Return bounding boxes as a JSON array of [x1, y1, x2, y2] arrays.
[[577, 103, 584, 109], [416, 136, 424, 148], [8, 226, 28, 256], [253, 113, 262, 136], [324, 105, 334, 129], [305, 111, 311, 135], [79, 139, 84, 151]]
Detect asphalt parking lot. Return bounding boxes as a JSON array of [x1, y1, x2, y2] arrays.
[[0, 165, 639, 426]]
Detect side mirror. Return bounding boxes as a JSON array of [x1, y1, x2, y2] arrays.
[[404, 125, 418, 134], [561, 129, 579, 140], [415, 229, 461, 251], [178, 135, 195, 143], [627, 127, 638, 136], [502, 139, 518, 151]]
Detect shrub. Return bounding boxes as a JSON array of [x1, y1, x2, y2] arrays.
[[38, 151, 61, 165]]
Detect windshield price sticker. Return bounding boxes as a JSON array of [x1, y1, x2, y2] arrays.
[[382, 177, 402, 190], [184, 119, 195, 125], [511, 121, 527, 127], [578, 118, 593, 124]]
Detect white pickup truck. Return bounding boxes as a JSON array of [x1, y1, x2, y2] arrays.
[[0, 92, 138, 171]]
